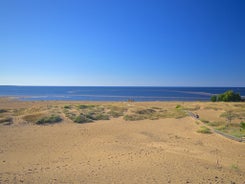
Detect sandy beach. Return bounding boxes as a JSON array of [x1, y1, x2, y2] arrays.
[[0, 99, 244, 183]]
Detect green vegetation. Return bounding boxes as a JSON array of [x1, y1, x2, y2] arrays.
[[197, 126, 212, 134], [73, 114, 93, 124], [240, 121, 245, 129], [215, 123, 245, 138], [231, 164, 239, 171], [176, 105, 182, 109], [64, 105, 71, 109], [73, 112, 109, 124], [0, 109, 8, 113], [78, 104, 96, 109], [211, 90, 242, 102], [36, 115, 62, 125], [176, 104, 200, 111], [65, 104, 110, 123], [85, 112, 109, 121]]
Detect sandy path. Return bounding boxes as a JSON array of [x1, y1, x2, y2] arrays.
[[0, 116, 244, 183]]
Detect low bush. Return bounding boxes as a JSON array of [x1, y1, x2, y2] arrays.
[[85, 112, 109, 121], [78, 104, 96, 109], [36, 115, 62, 125], [0, 109, 8, 113], [240, 122, 245, 129], [73, 114, 93, 124], [64, 105, 71, 109], [176, 105, 182, 109]]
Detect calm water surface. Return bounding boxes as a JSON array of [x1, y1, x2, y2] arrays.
[[0, 86, 244, 101]]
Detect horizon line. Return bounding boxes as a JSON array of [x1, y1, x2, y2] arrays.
[[0, 85, 245, 88]]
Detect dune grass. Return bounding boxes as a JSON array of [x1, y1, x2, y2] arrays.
[[197, 126, 212, 134]]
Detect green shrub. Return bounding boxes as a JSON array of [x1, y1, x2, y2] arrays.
[[176, 105, 182, 109], [211, 95, 217, 102], [211, 90, 242, 102], [64, 105, 71, 109], [197, 126, 212, 134], [85, 112, 109, 120], [240, 122, 245, 129], [73, 114, 93, 124], [78, 104, 96, 109], [36, 115, 62, 125]]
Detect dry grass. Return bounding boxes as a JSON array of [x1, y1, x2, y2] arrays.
[[197, 126, 212, 134], [22, 113, 46, 123]]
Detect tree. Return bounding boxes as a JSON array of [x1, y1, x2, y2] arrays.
[[211, 90, 242, 102], [211, 95, 217, 102]]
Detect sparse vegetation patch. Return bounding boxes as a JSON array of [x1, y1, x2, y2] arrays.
[[36, 115, 62, 125], [0, 109, 8, 113], [197, 126, 212, 134], [0, 117, 12, 125]]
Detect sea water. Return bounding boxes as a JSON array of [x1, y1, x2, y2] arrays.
[[0, 86, 244, 101]]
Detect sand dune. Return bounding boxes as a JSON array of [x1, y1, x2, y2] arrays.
[[0, 100, 244, 183]]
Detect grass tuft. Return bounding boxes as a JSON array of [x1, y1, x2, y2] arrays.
[[197, 126, 212, 134]]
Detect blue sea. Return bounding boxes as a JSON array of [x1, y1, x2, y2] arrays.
[[0, 86, 244, 101]]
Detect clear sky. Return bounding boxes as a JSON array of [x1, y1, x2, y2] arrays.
[[1, 0, 245, 86]]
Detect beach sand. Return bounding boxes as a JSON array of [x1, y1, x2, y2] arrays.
[[0, 99, 244, 183]]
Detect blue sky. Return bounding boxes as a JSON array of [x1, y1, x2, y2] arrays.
[[1, 0, 245, 86]]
